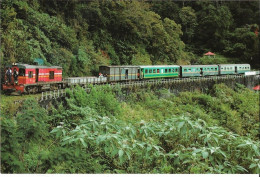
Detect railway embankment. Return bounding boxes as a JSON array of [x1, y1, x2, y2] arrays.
[[2, 74, 259, 109]]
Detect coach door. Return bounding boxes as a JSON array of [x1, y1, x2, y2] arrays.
[[235, 66, 237, 74], [125, 69, 128, 80], [200, 68, 203, 76], [36, 69, 39, 82]]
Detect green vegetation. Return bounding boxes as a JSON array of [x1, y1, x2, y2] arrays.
[[1, 84, 259, 173], [1, 0, 259, 174], [1, 0, 259, 77]]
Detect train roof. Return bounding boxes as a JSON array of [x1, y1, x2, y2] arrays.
[[218, 64, 250, 66], [100, 65, 139, 68], [180, 65, 218, 68], [139, 65, 180, 68], [7, 63, 62, 69]]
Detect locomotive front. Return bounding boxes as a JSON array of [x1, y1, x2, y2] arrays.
[[2, 63, 63, 94]]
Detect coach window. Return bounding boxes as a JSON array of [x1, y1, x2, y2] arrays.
[[165, 69, 168, 73], [145, 70, 148, 74], [157, 69, 160, 73], [28, 71, 33, 78], [215, 68, 217, 71], [49, 71, 54, 79], [184, 69, 187, 72]]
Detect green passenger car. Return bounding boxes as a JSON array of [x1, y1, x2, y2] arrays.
[[139, 65, 180, 79], [180, 65, 219, 77], [219, 64, 251, 75]]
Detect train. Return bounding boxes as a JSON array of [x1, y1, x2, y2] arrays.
[[2, 63, 251, 94]]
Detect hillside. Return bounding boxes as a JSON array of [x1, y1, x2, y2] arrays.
[[1, 1, 260, 174], [1, 0, 259, 77], [1, 84, 259, 173]]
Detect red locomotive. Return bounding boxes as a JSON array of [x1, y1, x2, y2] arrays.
[[2, 63, 63, 94]]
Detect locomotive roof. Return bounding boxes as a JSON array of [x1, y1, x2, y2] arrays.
[[7, 63, 62, 69]]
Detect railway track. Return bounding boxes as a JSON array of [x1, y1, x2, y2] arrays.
[[37, 74, 259, 101]]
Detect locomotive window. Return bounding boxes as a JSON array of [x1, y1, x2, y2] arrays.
[[49, 71, 54, 79], [19, 69, 25, 76], [28, 71, 33, 78]]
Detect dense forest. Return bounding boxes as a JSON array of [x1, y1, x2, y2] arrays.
[[1, 0, 259, 76], [1, 0, 260, 174], [1, 84, 260, 173]]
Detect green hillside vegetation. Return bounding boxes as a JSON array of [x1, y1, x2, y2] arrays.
[[1, 0, 259, 174], [1, 0, 259, 77], [1, 84, 259, 173]]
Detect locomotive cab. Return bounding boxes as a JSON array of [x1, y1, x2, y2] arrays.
[[2, 64, 22, 93]]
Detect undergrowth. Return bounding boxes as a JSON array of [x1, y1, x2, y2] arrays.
[[1, 84, 259, 173]]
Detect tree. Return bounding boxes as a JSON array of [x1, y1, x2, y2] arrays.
[[194, 3, 233, 52], [179, 6, 197, 43]]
